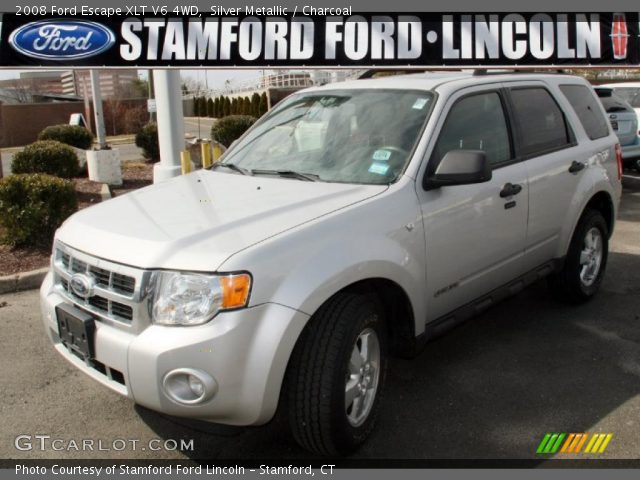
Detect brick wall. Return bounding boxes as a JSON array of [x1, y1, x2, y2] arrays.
[[0, 99, 147, 148], [0, 102, 87, 148]]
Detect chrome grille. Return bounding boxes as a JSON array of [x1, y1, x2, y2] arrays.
[[53, 243, 150, 329], [56, 248, 136, 296]]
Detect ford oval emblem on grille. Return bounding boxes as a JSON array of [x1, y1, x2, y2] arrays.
[[69, 273, 95, 299], [8, 20, 115, 60]]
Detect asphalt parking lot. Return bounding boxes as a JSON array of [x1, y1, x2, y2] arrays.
[[1, 178, 639, 462]]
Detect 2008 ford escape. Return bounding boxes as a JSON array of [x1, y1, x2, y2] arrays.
[[40, 72, 622, 455]]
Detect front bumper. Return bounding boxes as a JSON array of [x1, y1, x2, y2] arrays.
[[40, 272, 309, 425]]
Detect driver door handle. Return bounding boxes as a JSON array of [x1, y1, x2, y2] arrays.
[[568, 161, 586, 173], [500, 182, 523, 198]]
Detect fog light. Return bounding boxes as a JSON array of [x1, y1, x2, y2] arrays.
[[188, 375, 204, 397], [162, 368, 217, 405]]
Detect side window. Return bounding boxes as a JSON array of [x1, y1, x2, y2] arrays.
[[432, 92, 512, 167], [509, 87, 572, 157], [559, 84, 609, 140]]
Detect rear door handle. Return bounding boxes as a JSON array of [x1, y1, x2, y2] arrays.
[[500, 182, 523, 198], [568, 161, 586, 173]]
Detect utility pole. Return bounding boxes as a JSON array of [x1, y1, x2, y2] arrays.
[[148, 70, 156, 122], [89, 70, 107, 149]]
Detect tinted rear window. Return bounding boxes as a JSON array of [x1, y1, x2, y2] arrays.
[[599, 94, 633, 113], [560, 85, 610, 140], [509, 88, 572, 157]]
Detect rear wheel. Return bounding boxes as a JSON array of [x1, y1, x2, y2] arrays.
[[287, 292, 387, 455], [548, 209, 608, 303]]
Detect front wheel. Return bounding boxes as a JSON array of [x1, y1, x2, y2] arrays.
[[548, 209, 609, 303], [286, 292, 387, 456]]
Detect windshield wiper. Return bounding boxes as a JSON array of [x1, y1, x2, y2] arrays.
[[210, 162, 251, 175], [250, 169, 321, 182]]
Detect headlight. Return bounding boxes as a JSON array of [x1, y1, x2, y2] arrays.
[[150, 271, 251, 326]]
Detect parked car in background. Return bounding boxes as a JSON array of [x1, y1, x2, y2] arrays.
[[595, 86, 640, 171], [599, 82, 640, 121]]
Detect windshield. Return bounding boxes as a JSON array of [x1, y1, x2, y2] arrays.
[[221, 89, 434, 184]]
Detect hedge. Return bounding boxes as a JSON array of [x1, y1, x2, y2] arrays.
[[11, 141, 80, 178], [0, 174, 78, 247]]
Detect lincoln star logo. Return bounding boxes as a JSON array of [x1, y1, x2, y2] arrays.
[[8, 20, 115, 60], [69, 273, 95, 299]]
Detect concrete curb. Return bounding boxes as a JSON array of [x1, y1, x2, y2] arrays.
[[0, 267, 48, 295]]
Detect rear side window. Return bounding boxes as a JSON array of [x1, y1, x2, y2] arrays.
[[560, 85, 610, 140], [509, 88, 572, 157], [432, 92, 512, 167]]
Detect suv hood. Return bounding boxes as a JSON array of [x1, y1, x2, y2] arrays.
[[57, 170, 387, 271]]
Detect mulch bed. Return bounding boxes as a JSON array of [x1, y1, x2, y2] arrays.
[[0, 162, 154, 276], [112, 161, 154, 196]]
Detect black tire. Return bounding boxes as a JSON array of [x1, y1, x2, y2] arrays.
[[548, 209, 609, 303], [286, 292, 387, 456], [634, 158, 640, 173]]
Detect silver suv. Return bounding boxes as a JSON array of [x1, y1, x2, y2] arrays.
[[40, 72, 622, 455]]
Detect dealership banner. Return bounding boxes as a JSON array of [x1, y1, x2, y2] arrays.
[[1, 12, 640, 67]]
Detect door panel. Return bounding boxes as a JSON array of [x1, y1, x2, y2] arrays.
[[505, 82, 585, 269], [420, 165, 528, 322], [416, 87, 529, 323], [522, 146, 583, 268]]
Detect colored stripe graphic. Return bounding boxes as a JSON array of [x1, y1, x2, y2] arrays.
[[539, 433, 613, 454], [559, 433, 589, 453], [574, 433, 589, 453], [537, 433, 566, 454], [585, 433, 614, 454]]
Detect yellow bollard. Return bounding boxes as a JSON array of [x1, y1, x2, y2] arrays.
[[180, 150, 192, 174], [212, 142, 223, 161], [201, 142, 212, 169]]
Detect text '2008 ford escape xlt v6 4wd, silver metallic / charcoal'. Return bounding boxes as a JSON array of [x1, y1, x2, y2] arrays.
[[40, 72, 622, 455]]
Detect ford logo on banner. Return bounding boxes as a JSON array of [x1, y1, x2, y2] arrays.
[[8, 20, 115, 60]]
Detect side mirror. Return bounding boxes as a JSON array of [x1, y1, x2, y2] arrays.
[[424, 150, 492, 189]]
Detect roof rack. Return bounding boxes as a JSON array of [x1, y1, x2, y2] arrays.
[[358, 69, 429, 79], [473, 68, 567, 76]]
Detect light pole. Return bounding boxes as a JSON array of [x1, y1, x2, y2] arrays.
[[152, 70, 185, 183], [89, 70, 107, 149]]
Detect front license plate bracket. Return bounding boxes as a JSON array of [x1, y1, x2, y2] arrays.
[[56, 304, 96, 360]]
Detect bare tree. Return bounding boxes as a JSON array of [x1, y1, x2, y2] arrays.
[[0, 78, 45, 103], [181, 76, 206, 96]]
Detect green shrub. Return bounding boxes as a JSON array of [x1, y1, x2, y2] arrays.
[[0, 174, 77, 247], [38, 124, 94, 150], [11, 141, 80, 178], [211, 115, 256, 147], [135, 122, 160, 162]]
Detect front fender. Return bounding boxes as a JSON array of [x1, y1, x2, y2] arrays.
[[220, 185, 427, 334]]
